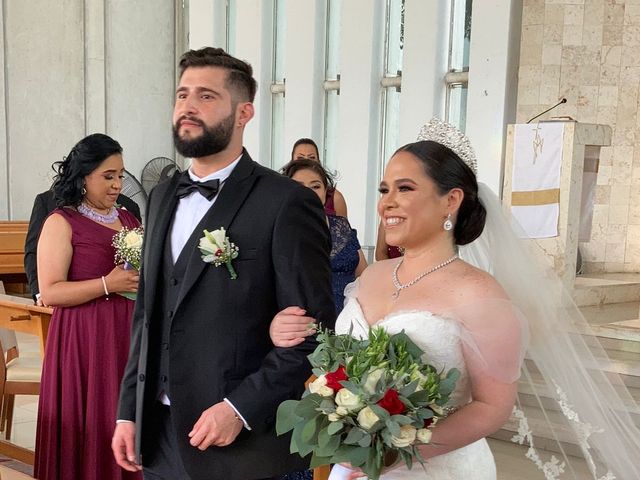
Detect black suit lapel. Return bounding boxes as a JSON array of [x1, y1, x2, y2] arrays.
[[174, 153, 257, 310], [143, 174, 180, 310]]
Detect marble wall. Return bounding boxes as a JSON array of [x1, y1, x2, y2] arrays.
[[517, 0, 640, 273]]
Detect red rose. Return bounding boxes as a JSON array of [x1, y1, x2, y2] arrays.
[[377, 389, 405, 415], [215, 249, 223, 257], [424, 417, 434, 428], [325, 365, 348, 392]]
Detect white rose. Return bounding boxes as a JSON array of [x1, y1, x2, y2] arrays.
[[124, 231, 143, 249], [211, 228, 227, 248], [199, 235, 217, 255], [416, 428, 432, 444], [308, 375, 334, 397], [328, 413, 341, 422], [357, 406, 381, 431], [363, 368, 385, 395], [335, 389, 363, 413], [391, 425, 417, 448], [335, 406, 348, 416]]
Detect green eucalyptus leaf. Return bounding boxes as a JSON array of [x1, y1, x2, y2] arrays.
[[276, 400, 302, 435]]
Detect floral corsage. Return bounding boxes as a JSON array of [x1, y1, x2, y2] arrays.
[[198, 228, 239, 279]]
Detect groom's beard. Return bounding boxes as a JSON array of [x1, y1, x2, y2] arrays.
[[173, 112, 235, 158]]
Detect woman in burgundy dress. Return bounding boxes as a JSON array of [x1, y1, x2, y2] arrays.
[[35, 134, 141, 480]]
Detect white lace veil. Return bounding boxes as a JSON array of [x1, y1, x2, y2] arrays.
[[414, 119, 639, 479], [459, 182, 640, 479]]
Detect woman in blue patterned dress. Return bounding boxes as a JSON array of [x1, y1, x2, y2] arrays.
[[283, 159, 367, 313]]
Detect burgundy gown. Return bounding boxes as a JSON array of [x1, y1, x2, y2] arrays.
[[34, 208, 142, 480]]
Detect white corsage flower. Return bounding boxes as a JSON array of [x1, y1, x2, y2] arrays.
[[198, 227, 239, 279]]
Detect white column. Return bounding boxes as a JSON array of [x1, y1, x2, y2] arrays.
[[282, 0, 325, 157], [334, 0, 385, 245], [466, 0, 522, 193], [398, 0, 449, 145], [105, 0, 177, 181], [5, 0, 85, 220], [85, 0, 106, 135]]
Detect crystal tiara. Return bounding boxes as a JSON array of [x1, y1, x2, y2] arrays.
[[416, 118, 478, 175]]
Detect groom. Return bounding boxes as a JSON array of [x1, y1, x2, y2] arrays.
[[112, 47, 335, 479]]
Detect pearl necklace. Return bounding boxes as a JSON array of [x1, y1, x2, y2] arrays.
[[77, 202, 119, 224], [391, 254, 459, 300]]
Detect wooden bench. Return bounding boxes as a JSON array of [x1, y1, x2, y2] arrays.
[[0, 221, 29, 294]]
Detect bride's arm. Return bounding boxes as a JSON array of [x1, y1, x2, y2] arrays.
[[416, 371, 517, 459]]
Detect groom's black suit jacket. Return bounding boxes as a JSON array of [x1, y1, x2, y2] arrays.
[[117, 151, 336, 480]]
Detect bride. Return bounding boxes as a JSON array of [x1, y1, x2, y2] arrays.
[[270, 120, 640, 479]]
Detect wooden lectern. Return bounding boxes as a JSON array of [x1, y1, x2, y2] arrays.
[[503, 122, 612, 290]]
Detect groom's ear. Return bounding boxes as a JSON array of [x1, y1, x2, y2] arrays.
[[236, 102, 254, 128]]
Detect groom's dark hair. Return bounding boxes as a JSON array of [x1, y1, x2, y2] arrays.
[[178, 47, 257, 103]]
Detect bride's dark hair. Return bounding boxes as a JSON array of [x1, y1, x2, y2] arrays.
[[396, 140, 486, 246]]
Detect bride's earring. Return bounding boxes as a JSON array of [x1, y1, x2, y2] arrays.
[[443, 213, 453, 231]]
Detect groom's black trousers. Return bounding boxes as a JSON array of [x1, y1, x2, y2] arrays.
[[142, 403, 281, 480]]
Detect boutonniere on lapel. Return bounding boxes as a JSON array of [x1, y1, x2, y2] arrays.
[[198, 228, 239, 280]]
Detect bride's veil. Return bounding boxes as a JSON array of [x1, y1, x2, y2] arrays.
[[414, 118, 640, 478], [459, 182, 640, 479]]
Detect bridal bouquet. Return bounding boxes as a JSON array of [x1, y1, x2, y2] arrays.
[[112, 226, 144, 300], [276, 327, 460, 480]]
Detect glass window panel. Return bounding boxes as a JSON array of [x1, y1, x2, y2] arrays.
[[226, 0, 236, 54], [323, 90, 340, 172], [446, 84, 468, 133], [325, 0, 341, 80], [323, 0, 341, 168], [385, 0, 404, 76], [270, 0, 286, 168], [271, 93, 286, 168], [449, 0, 472, 72]]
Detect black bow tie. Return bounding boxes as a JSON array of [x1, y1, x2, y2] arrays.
[[175, 174, 221, 200]]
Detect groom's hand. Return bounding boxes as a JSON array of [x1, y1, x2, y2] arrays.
[[188, 401, 243, 450], [112, 422, 142, 472]]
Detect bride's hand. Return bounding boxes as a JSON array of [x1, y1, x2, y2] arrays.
[[338, 463, 366, 479], [269, 306, 317, 347]]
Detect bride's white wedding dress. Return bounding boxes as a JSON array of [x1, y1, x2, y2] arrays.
[[334, 295, 497, 480]]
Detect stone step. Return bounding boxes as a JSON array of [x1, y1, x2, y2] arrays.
[[573, 274, 640, 306], [579, 301, 640, 326], [516, 371, 640, 425], [590, 319, 640, 354], [573, 274, 640, 307]]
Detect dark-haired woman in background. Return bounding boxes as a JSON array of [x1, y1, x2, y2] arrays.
[[291, 138, 349, 218], [282, 159, 366, 314], [35, 134, 141, 480]]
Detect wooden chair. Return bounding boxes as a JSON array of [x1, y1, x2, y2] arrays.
[[0, 329, 41, 440]]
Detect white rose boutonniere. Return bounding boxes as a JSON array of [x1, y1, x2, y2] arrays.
[[199, 227, 239, 279]]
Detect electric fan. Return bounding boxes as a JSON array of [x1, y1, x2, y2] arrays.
[[141, 157, 181, 195], [121, 170, 148, 221]]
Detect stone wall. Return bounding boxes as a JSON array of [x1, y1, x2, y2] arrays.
[[517, 0, 640, 273]]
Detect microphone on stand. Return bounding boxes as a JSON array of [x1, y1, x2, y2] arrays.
[[526, 98, 567, 124]]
